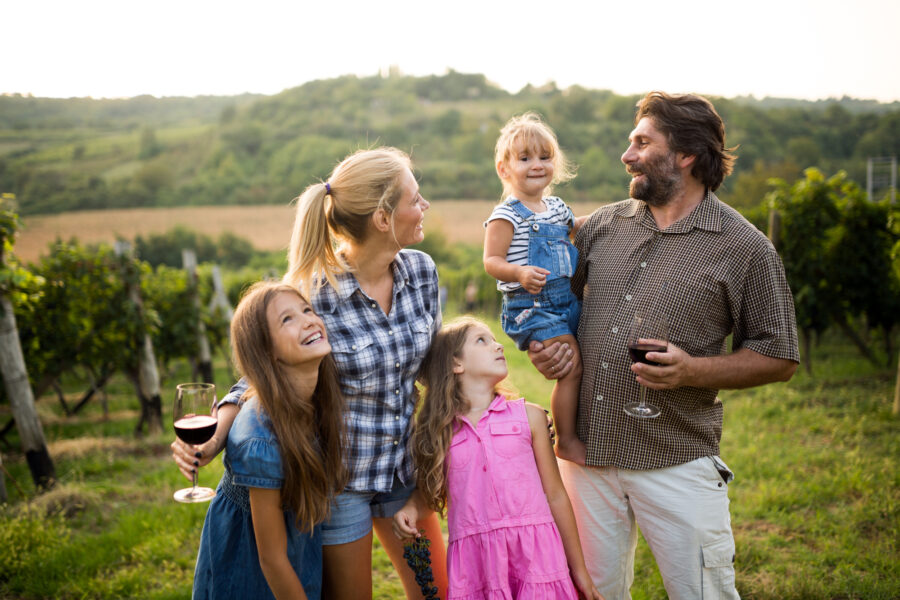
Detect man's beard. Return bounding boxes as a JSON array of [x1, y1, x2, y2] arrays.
[[628, 152, 681, 207]]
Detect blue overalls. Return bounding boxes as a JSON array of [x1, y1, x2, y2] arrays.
[[499, 198, 581, 350]]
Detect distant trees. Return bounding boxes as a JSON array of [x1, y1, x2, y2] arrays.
[[2, 73, 898, 216]]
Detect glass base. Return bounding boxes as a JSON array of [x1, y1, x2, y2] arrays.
[[624, 401, 661, 419], [174, 486, 217, 503]]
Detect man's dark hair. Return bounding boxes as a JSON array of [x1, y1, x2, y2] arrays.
[[635, 91, 737, 191]]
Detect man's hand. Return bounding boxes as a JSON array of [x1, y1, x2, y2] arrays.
[[528, 339, 574, 380], [630, 341, 694, 390]]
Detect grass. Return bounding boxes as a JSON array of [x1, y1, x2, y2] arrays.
[[1, 327, 898, 599]]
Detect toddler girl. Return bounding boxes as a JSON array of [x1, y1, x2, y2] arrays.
[[483, 112, 586, 465], [192, 281, 346, 599], [392, 317, 601, 599]]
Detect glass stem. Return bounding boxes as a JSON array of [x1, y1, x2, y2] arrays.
[[191, 470, 199, 496], [639, 385, 647, 408]]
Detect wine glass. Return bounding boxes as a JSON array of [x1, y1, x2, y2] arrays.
[[173, 382, 218, 503], [625, 310, 668, 419]]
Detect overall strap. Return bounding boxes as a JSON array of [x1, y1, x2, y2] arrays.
[[505, 197, 535, 222]]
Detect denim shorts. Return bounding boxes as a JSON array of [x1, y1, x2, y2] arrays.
[[320, 475, 415, 545], [501, 278, 581, 351]]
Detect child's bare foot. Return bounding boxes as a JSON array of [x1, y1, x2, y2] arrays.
[[555, 435, 586, 465]]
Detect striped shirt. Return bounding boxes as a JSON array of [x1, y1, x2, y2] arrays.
[[485, 196, 574, 292], [572, 193, 799, 470], [223, 249, 441, 492]]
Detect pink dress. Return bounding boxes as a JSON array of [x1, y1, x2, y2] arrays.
[[445, 395, 578, 599]]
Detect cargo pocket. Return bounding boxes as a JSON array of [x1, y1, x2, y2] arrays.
[[701, 535, 737, 598]]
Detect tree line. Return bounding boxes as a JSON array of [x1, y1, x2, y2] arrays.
[[2, 71, 898, 216]]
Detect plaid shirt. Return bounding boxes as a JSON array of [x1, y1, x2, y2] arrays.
[[572, 193, 799, 470], [223, 249, 441, 492]]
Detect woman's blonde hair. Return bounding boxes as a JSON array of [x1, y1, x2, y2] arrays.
[[494, 112, 576, 198], [231, 281, 347, 533], [411, 316, 514, 516], [285, 147, 413, 298]]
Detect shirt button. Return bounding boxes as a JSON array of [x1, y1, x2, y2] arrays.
[[395, 389, 400, 394], [393, 440, 399, 446], [351, 344, 357, 350], [389, 330, 394, 335], [483, 465, 487, 471], [640, 262, 647, 268], [602, 362, 608, 369], [371, 303, 376, 308], [395, 362, 401, 368], [612, 327, 619, 334], [625, 294, 632, 301], [596, 394, 603, 401], [395, 415, 400, 421]]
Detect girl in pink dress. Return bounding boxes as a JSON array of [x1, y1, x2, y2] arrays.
[[393, 317, 602, 600]]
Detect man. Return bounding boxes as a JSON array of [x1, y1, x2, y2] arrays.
[[530, 91, 799, 599]]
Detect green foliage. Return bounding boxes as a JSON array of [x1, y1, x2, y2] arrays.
[[3, 74, 898, 216], [768, 169, 900, 366], [134, 226, 256, 268], [0, 505, 72, 582]]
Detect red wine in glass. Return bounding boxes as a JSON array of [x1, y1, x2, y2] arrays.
[[628, 342, 668, 366], [173, 383, 218, 503], [174, 414, 218, 445], [625, 311, 668, 419]]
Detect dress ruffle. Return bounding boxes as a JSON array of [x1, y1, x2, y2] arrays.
[[447, 522, 578, 599]]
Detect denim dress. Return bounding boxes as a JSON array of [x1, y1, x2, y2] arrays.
[[500, 198, 581, 350], [192, 397, 322, 600]]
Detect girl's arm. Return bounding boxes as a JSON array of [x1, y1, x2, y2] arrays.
[[171, 402, 240, 481], [249, 487, 308, 600], [391, 488, 432, 541], [483, 219, 549, 294], [526, 405, 603, 600]]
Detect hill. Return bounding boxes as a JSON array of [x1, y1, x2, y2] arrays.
[[2, 72, 899, 216]]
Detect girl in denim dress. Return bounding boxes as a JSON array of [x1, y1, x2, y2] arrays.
[[192, 282, 346, 599], [392, 317, 602, 599], [483, 113, 588, 466]]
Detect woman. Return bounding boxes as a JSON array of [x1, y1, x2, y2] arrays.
[[173, 147, 448, 599]]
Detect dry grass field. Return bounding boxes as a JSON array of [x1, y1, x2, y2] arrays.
[[15, 199, 611, 263]]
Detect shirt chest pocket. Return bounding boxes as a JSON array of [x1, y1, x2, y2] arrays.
[[489, 421, 531, 458], [447, 429, 473, 471], [406, 315, 434, 373], [330, 335, 379, 395], [665, 276, 729, 354]]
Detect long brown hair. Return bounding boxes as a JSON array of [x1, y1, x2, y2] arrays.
[[635, 91, 737, 191], [231, 281, 347, 532], [411, 316, 513, 516], [285, 147, 413, 298]]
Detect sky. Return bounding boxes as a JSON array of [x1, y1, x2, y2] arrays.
[[4, 0, 899, 103]]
